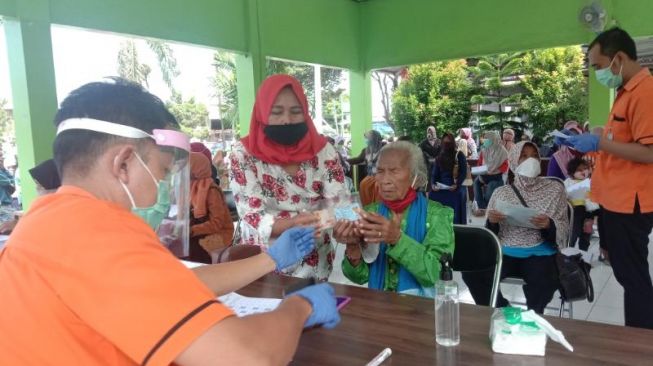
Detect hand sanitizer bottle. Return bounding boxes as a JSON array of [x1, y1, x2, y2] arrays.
[[435, 253, 460, 346]]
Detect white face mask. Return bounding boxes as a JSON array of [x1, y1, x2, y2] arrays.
[[515, 157, 541, 178]]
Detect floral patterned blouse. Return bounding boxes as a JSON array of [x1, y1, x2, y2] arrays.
[[229, 141, 348, 280]]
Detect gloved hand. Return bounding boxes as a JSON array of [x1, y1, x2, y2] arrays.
[[289, 283, 340, 329], [267, 227, 316, 270], [562, 133, 600, 153]]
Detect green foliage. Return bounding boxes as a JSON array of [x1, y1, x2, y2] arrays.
[[146, 40, 180, 92], [392, 60, 476, 142], [211, 51, 238, 131], [520, 47, 588, 139], [470, 52, 525, 131], [166, 93, 210, 140]]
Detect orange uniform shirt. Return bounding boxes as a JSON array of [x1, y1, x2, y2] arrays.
[[592, 68, 653, 214], [0, 186, 233, 365]]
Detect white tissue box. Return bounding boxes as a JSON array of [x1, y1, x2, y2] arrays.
[[490, 308, 547, 356]]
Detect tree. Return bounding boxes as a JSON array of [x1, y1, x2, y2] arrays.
[[117, 39, 179, 92], [520, 47, 588, 139], [166, 92, 210, 140], [117, 40, 152, 87], [392, 60, 476, 142], [470, 53, 525, 132], [211, 51, 238, 131], [372, 69, 403, 130]]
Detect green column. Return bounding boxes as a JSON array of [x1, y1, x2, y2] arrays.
[[235, 53, 265, 137], [4, 17, 57, 208], [235, 0, 265, 138], [349, 69, 372, 155], [588, 68, 614, 127]]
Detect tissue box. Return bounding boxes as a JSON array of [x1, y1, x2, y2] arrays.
[[490, 307, 547, 356]]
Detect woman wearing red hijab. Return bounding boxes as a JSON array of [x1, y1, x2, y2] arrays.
[[229, 75, 348, 280]]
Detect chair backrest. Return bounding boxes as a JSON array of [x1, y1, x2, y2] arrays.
[[452, 225, 503, 307]]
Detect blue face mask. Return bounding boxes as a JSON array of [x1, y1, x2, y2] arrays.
[[120, 153, 171, 231], [482, 139, 493, 149], [595, 57, 623, 89]]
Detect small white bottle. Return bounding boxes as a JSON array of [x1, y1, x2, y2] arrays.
[[435, 253, 460, 346]]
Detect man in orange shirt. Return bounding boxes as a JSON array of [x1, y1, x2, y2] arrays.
[[564, 28, 653, 329], [0, 79, 340, 365]]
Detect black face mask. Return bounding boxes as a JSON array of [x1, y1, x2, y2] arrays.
[[264, 122, 308, 146]]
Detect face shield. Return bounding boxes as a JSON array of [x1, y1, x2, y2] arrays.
[[56, 118, 191, 257]]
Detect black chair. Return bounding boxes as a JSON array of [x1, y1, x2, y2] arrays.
[[452, 225, 503, 307], [223, 189, 239, 222]]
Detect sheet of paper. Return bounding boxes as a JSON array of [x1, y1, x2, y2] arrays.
[[494, 200, 540, 229], [566, 179, 591, 200], [471, 165, 488, 175], [218, 292, 282, 317], [180, 260, 206, 269], [435, 182, 451, 190], [550, 130, 570, 140]]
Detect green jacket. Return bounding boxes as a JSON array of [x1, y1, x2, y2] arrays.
[[342, 200, 455, 292]]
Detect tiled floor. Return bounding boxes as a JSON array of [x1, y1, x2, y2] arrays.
[[328, 214, 653, 327]]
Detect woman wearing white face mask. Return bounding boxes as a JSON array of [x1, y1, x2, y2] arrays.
[[463, 141, 569, 314]]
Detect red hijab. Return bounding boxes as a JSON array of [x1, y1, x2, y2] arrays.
[[241, 74, 327, 164]]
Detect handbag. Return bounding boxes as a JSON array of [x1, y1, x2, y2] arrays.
[[508, 184, 594, 303], [453, 153, 474, 186]]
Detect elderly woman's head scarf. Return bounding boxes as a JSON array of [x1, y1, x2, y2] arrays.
[[481, 131, 508, 174], [190, 152, 216, 219], [240, 74, 326, 164], [488, 141, 570, 248]]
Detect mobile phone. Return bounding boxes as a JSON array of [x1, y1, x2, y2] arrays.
[[336, 296, 351, 310]]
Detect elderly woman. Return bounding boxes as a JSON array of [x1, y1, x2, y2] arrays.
[[333, 141, 455, 297], [472, 131, 508, 216], [229, 74, 348, 280], [464, 141, 569, 313]]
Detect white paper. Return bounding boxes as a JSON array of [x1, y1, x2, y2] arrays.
[[566, 179, 591, 201], [471, 165, 488, 175], [218, 292, 282, 317], [435, 182, 451, 190], [180, 260, 206, 269], [494, 200, 540, 229], [550, 130, 570, 140]]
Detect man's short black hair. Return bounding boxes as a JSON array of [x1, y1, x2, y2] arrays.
[[53, 78, 179, 177], [567, 157, 589, 177], [588, 27, 637, 60]]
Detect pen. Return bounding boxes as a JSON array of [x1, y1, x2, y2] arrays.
[[366, 347, 392, 366]]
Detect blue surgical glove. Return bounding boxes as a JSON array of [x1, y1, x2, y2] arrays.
[[289, 283, 341, 329], [267, 227, 316, 270], [562, 133, 600, 153]]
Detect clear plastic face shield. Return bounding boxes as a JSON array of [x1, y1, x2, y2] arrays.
[[56, 118, 191, 257]]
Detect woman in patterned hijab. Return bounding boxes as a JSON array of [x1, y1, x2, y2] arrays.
[[463, 141, 569, 314]]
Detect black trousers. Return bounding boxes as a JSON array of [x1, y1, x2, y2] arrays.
[[462, 254, 559, 314], [571, 205, 591, 251], [602, 201, 653, 329]]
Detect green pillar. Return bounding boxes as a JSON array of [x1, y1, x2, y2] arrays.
[[349, 69, 372, 155], [588, 68, 614, 127], [4, 16, 57, 208], [235, 0, 265, 138], [235, 53, 265, 138]]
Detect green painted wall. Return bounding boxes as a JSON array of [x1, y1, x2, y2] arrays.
[[48, 0, 248, 52], [257, 0, 360, 69], [0, 0, 16, 17], [361, 0, 592, 68]]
